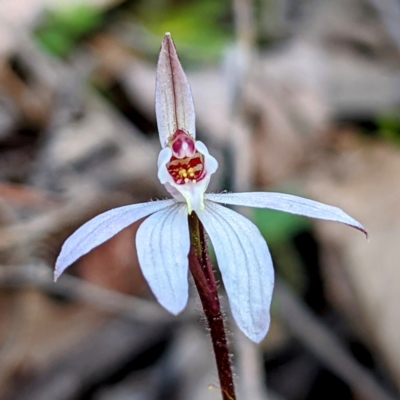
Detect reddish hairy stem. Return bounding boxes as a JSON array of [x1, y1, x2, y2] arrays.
[[189, 213, 236, 400]]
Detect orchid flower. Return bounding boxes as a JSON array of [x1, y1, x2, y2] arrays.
[[55, 33, 366, 344]]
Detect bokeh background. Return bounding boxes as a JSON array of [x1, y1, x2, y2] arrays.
[[0, 0, 399, 399]]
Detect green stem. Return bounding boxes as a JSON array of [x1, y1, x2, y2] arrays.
[[188, 213, 236, 400]]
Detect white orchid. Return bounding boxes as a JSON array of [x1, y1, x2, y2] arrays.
[[55, 33, 366, 343]]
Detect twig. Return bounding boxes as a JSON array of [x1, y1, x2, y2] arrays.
[[0, 264, 184, 324]]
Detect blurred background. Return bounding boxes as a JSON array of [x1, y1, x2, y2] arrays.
[[0, 0, 399, 399]]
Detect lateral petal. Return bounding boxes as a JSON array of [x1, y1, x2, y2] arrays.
[[55, 200, 174, 280], [136, 203, 190, 315], [156, 33, 196, 147], [197, 201, 274, 343], [206, 192, 367, 236]]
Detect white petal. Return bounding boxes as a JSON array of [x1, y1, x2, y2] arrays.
[[157, 147, 173, 183], [197, 201, 274, 343], [156, 33, 196, 147], [136, 203, 190, 315], [195, 141, 218, 175], [157, 147, 172, 170], [206, 192, 367, 235], [55, 200, 174, 280]]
